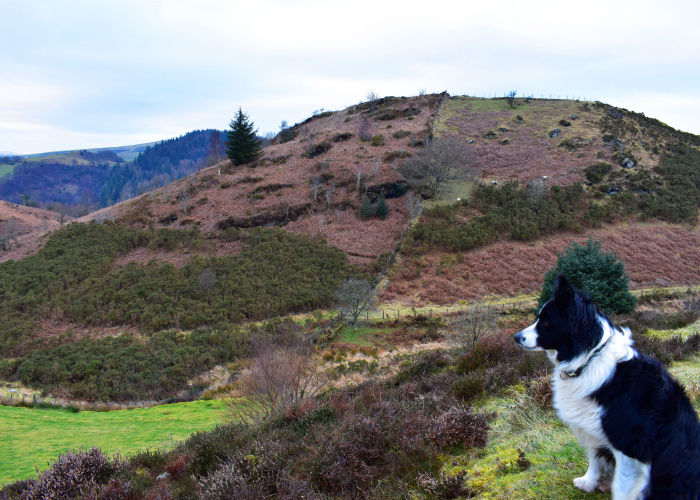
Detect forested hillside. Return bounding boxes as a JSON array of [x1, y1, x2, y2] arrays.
[[0, 130, 225, 215]]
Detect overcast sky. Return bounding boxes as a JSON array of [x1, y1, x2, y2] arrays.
[[2, 0, 699, 155]]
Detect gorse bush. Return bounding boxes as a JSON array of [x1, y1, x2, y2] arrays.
[[0, 224, 354, 357], [1, 327, 250, 401], [411, 182, 583, 251]]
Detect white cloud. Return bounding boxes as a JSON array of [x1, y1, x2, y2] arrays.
[[2, 0, 700, 153]]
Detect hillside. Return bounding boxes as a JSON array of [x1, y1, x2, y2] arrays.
[[0, 130, 223, 214], [2, 93, 700, 399], [3, 92, 700, 497]]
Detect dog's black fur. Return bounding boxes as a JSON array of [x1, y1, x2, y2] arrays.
[[515, 274, 700, 499]]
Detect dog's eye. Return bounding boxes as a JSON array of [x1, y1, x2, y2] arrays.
[[540, 321, 550, 327]]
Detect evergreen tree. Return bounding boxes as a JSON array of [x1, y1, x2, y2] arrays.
[[226, 108, 263, 166], [538, 238, 636, 314], [359, 197, 373, 219], [375, 191, 388, 219]]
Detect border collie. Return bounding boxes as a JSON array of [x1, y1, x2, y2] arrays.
[[514, 274, 700, 499]]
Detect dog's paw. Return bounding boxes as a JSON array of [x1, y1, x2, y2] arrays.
[[597, 482, 611, 493], [574, 476, 598, 493]]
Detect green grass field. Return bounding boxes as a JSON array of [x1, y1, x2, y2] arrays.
[[0, 165, 14, 178], [0, 399, 225, 486]]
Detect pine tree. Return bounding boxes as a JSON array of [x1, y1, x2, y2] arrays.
[[538, 238, 636, 314], [359, 197, 373, 219], [375, 191, 388, 219], [226, 108, 263, 166]]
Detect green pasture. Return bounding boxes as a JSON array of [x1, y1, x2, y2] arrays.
[[0, 399, 225, 486], [0, 165, 14, 178]]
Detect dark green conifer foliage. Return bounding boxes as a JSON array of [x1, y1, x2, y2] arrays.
[[359, 197, 374, 219], [538, 238, 636, 314], [226, 108, 263, 166], [376, 191, 388, 219]]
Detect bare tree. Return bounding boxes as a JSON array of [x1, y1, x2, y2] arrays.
[[179, 189, 193, 215], [526, 178, 547, 202], [358, 119, 373, 142], [335, 278, 377, 331], [365, 90, 380, 112], [356, 166, 363, 192], [318, 214, 324, 233], [309, 177, 322, 202], [1, 217, 20, 250], [226, 330, 327, 423], [449, 305, 496, 349], [398, 136, 475, 198], [506, 90, 517, 109], [324, 184, 335, 207], [199, 268, 217, 295]]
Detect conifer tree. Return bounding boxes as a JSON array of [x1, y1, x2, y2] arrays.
[[226, 108, 263, 166], [538, 238, 636, 314], [359, 197, 373, 219], [375, 191, 388, 219]]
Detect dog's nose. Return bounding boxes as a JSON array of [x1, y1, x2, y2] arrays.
[[514, 332, 523, 344]]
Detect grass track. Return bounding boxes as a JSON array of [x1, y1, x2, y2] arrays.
[[0, 399, 225, 486]]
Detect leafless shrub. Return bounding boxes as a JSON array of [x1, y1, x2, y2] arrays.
[[365, 90, 380, 112], [196, 461, 258, 500], [335, 278, 377, 330], [398, 136, 475, 198], [1, 217, 20, 251], [309, 176, 322, 202], [428, 406, 490, 449], [226, 331, 327, 423], [199, 268, 217, 295], [358, 119, 373, 142], [526, 178, 547, 201], [178, 188, 193, 215], [93, 211, 115, 224], [449, 305, 496, 349], [324, 184, 335, 207]]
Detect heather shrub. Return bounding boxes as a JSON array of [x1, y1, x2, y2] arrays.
[[428, 406, 490, 449], [23, 448, 116, 500], [451, 372, 486, 401], [417, 471, 472, 499], [393, 349, 450, 385], [306, 141, 332, 159]]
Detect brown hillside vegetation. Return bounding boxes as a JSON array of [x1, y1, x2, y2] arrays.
[[381, 223, 700, 305], [0, 201, 68, 263], [437, 96, 678, 186], [5, 93, 700, 305], [85, 93, 444, 267]]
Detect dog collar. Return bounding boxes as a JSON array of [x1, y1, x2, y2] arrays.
[[561, 335, 612, 380]]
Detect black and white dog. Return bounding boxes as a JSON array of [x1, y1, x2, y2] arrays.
[[515, 274, 700, 499]]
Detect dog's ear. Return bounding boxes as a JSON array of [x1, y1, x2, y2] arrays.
[[553, 273, 575, 308]]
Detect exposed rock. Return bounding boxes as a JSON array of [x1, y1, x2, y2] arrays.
[[569, 114, 579, 120], [559, 119, 571, 127], [621, 158, 636, 169], [549, 129, 561, 138]]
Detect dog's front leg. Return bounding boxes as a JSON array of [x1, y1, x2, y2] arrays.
[[573, 447, 604, 493], [611, 451, 650, 500]]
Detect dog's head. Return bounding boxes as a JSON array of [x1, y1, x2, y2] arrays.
[[514, 274, 604, 363]]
